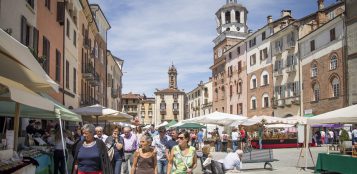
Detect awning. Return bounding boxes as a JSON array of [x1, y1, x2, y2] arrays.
[[0, 76, 54, 111], [0, 29, 58, 92]]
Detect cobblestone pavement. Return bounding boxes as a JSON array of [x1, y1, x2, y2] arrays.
[[194, 146, 332, 174]]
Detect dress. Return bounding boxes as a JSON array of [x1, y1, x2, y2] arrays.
[[172, 145, 196, 174], [135, 153, 155, 174]]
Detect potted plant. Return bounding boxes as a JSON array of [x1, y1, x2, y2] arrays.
[[340, 129, 352, 154]]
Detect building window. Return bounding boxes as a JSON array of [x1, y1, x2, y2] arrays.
[[237, 46, 241, 54], [311, 63, 318, 78], [262, 31, 266, 41], [66, 19, 70, 37], [55, 50, 61, 82], [230, 105, 233, 114], [73, 30, 76, 46], [263, 96, 269, 108], [310, 40, 315, 52], [251, 75, 257, 89], [238, 81, 242, 94], [20, 16, 29, 46], [229, 52, 232, 59], [225, 11, 231, 23], [313, 83, 320, 102], [238, 103, 243, 114], [249, 37, 256, 48], [26, 0, 34, 8], [332, 77, 340, 97], [330, 55, 337, 70], [250, 54, 256, 66], [45, 0, 51, 10], [42, 36, 50, 73], [263, 75, 268, 86], [73, 68, 77, 93], [330, 28, 336, 41], [251, 97, 257, 110], [235, 11, 240, 23], [66, 60, 69, 89], [260, 47, 268, 60], [237, 61, 242, 73]]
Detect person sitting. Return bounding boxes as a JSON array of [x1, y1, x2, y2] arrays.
[[220, 149, 243, 171]]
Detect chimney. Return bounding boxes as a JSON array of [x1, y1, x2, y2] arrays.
[[281, 10, 292, 18], [267, 15, 273, 24], [318, 0, 324, 11]]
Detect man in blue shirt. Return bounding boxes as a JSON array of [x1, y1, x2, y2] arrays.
[[197, 129, 204, 150]]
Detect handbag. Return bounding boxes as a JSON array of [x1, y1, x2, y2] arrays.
[[108, 143, 115, 161]]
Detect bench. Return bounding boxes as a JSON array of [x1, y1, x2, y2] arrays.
[[241, 149, 278, 170]]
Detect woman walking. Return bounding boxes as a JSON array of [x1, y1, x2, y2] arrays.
[[130, 134, 157, 174], [167, 131, 197, 174], [72, 124, 112, 174], [106, 126, 124, 174]]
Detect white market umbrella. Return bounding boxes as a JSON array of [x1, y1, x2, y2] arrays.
[[264, 124, 295, 128], [306, 105, 357, 125], [182, 111, 247, 126], [239, 115, 286, 126], [156, 121, 168, 128], [72, 104, 119, 124]]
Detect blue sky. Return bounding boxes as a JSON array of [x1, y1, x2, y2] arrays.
[[89, 0, 337, 96]]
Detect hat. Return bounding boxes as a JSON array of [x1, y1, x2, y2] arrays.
[[236, 150, 244, 155]]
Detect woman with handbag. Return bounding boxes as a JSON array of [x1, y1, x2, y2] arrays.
[[106, 126, 124, 174], [130, 134, 157, 174], [167, 131, 197, 174]]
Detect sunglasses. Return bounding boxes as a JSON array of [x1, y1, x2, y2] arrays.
[[178, 137, 185, 140]]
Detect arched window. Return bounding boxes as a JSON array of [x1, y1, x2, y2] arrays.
[[251, 96, 257, 110], [311, 63, 318, 78], [250, 75, 257, 89], [225, 11, 231, 23], [235, 11, 240, 23], [313, 83, 320, 102], [262, 93, 269, 108], [261, 71, 269, 86], [331, 77, 340, 97], [330, 55, 337, 70]]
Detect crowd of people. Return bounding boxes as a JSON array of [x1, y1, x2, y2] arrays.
[[27, 122, 199, 174], [313, 127, 357, 146]]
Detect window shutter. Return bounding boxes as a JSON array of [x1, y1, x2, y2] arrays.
[[21, 15, 27, 45], [282, 85, 286, 98], [33, 28, 39, 54]]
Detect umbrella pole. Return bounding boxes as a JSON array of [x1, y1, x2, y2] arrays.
[[58, 117, 69, 174], [13, 102, 20, 151]]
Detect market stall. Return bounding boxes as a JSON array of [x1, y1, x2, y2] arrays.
[[304, 105, 357, 172]]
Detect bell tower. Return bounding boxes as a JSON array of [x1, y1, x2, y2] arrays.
[[168, 64, 177, 89]]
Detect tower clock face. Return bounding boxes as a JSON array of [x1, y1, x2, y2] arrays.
[[218, 48, 223, 57]]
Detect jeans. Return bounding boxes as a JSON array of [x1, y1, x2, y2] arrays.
[[157, 159, 168, 174], [353, 137, 357, 145], [222, 142, 228, 152], [259, 139, 262, 149], [112, 159, 122, 174], [215, 141, 221, 152], [122, 152, 134, 174], [54, 150, 67, 174], [232, 140, 238, 152]]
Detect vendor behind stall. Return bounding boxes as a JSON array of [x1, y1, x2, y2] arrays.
[[26, 120, 36, 135]]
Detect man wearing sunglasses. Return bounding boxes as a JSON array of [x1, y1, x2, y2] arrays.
[[152, 126, 171, 174]]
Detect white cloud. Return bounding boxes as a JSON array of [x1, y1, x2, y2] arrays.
[[90, 0, 338, 95]]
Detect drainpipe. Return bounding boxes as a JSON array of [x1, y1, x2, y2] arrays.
[[105, 30, 108, 107], [62, 0, 67, 106]]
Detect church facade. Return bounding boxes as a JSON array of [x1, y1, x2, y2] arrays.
[[154, 65, 185, 126]]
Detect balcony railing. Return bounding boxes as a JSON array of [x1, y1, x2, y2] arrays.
[[287, 41, 296, 50], [83, 38, 90, 49], [160, 110, 166, 115], [80, 94, 99, 106], [173, 109, 179, 115], [286, 65, 296, 73], [82, 65, 94, 80], [89, 73, 100, 86], [273, 70, 283, 77]]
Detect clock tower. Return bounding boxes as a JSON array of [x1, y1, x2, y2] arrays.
[[211, 0, 248, 113]]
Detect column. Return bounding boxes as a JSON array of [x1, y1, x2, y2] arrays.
[[231, 9, 236, 22], [221, 11, 226, 25]]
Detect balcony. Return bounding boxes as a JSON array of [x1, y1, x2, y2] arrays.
[[173, 109, 179, 115], [292, 97, 301, 105], [160, 110, 166, 115], [286, 65, 296, 73], [287, 41, 296, 50], [82, 66, 94, 80], [274, 70, 283, 77], [285, 98, 293, 106], [83, 38, 90, 49], [274, 47, 283, 56], [274, 99, 285, 107], [89, 73, 100, 86], [111, 88, 119, 98], [80, 95, 99, 106]]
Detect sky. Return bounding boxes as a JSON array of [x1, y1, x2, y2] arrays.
[[89, 0, 338, 96]]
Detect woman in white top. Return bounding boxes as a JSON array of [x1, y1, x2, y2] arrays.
[[48, 125, 74, 174]]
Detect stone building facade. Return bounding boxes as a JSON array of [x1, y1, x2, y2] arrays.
[[187, 79, 213, 118], [139, 97, 155, 125], [346, 0, 357, 105], [300, 16, 346, 115]]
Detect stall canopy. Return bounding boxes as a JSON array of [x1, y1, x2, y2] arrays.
[[182, 111, 247, 126], [156, 121, 168, 128], [0, 29, 58, 93], [264, 124, 295, 128], [72, 104, 119, 116], [170, 122, 205, 129], [306, 105, 357, 125], [165, 120, 177, 128], [87, 112, 132, 123]]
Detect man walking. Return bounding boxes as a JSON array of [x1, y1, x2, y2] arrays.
[[352, 127, 357, 145], [94, 126, 108, 143], [152, 126, 170, 174], [121, 126, 137, 174]]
